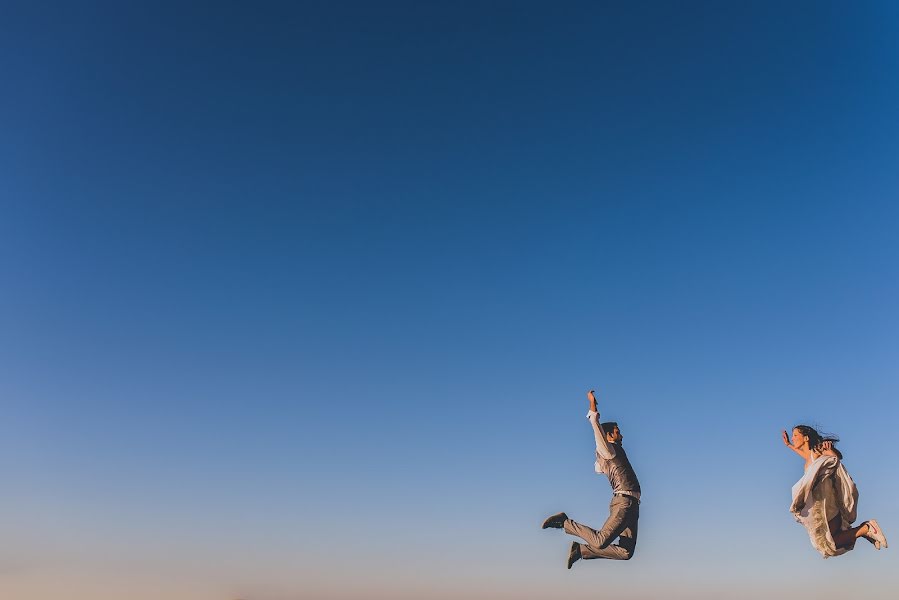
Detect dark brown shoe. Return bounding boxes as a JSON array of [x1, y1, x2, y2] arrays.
[[567, 541, 581, 569], [541, 512, 568, 529]]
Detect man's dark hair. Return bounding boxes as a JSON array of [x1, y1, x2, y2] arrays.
[[600, 421, 619, 436]]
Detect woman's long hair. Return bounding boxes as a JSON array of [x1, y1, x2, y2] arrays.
[[794, 424, 842, 459]]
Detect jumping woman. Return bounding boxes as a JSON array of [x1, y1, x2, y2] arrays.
[[783, 425, 887, 557]]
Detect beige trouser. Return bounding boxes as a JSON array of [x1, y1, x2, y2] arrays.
[[563, 494, 639, 560]]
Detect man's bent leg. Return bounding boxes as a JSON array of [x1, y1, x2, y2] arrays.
[[563, 496, 633, 549], [581, 510, 638, 560], [564, 496, 639, 561]]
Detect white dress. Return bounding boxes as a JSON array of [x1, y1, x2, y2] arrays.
[[790, 455, 859, 558]]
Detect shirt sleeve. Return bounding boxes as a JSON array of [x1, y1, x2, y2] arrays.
[[587, 410, 616, 460]]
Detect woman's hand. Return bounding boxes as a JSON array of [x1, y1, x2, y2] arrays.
[[782, 430, 792, 447]]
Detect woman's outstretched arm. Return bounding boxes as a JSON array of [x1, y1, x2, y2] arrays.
[[783, 430, 811, 460]]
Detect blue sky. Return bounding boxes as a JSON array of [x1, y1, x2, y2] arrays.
[[2, 2, 898, 599]]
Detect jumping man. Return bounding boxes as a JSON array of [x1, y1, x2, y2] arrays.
[[542, 389, 642, 568]]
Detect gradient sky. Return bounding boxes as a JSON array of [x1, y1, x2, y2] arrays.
[[2, 2, 898, 599]]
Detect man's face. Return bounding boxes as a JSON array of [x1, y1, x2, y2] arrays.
[[607, 426, 623, 444]]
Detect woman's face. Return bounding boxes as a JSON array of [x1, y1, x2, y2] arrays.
[[791, 428, 809, 449]]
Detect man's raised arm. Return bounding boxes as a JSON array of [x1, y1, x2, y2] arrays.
[[587, 389, 615, 460]]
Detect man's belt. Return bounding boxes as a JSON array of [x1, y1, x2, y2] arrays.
[[613, 490, 641, 501]]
